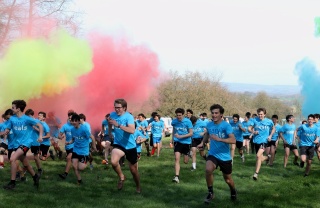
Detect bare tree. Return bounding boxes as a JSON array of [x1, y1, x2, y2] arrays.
[[146, 70, 293, 119], [0, 0, 81, 52], [152, 71, 237, 117]]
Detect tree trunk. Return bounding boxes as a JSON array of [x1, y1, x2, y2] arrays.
[[27, 0, 35, 37], [0, 0, 17, 49]]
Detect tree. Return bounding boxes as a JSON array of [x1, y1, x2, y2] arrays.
[[0, 0, 81, 52], [146, 70, 293, 119], [152, 71, 239, 117]]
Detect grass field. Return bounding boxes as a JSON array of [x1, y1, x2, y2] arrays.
[[0, 137, 320, 208]]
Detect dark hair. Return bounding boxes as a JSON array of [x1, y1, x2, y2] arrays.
[[308, 114, 315, 119], [151, 112, 158, 117], [105, 113, 110, 118], [257, 108, 266, 114], [186, 109, 193, 114], [314, 113, 320, 119], [202, 112, 207, 117], [210, 104, 224, 114], [38, 111, 46, 118], [233, 114, 240, 120], [68, 111, 76, 117], [68, 109, 75, 115], [12, 100, 27, 112], [245, 112, 251, 118], [175, 108, 185, 115], [71, 113, 80, 122], [272, 115, 278, 119], [190, 115, 197, 124], [4, 109, 13, 116], [153, 114, 161, 119], [114, 99, 127, 111], [138, 113, 146, 119], [79, 113, 86, 121], [252, 113, 257, 117], [302, 120, 307, 124], [25, 109, 34, 116], [285, 115, 293, 122]]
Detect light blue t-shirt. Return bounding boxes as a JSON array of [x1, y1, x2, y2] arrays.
[[47, 117, 61, 138], [6, 114, 41, 148], [150, 121, 164, 138], [102, 119, 109, 135], [280, 123, 296, 145], [172, 117, 193, 144], [202, 118, 210, 125], [71, 124, 91, 156], [60, 122, 74, 150], [82, 122, 92, 143], [230, 120, 243, 142], [31, 120, 49, 147], [136, 120, 148, 130], [40, 121, 51, 146], [134, 130, 147, 153], [192, 119, 207, 139], [3, 121, 15, 149], [207, 120, 234, 161], [271, 123, 282, 141], [298, 124, 319, 146], [30, 121, 40, 147], [136, 119, 149, 138], [251, 117, 274, 144], [242, 120, 253, 136], [110, 111, 136, 149], [0, 123, 6, 144]]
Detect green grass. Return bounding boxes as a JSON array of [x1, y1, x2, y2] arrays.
[[1, 137, 320, 208]]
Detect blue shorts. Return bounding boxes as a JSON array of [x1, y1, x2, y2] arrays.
[[153, 136, 162, 144]]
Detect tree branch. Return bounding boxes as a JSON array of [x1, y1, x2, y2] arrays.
[[0, 0, 17, 48]]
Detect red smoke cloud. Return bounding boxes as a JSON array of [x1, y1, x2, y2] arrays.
[[29, 33, 160, 131]]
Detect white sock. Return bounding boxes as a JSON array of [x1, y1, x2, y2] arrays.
[[192, 163, 196, 169]]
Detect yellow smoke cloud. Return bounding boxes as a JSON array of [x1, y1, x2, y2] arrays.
[[0, 30, 93, 109]]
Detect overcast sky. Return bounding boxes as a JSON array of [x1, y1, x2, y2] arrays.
[[76, 0, 320, 86]]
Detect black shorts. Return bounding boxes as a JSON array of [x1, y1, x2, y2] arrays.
[[284, 144, 297, 151], [300, 146, 315, 160], [40, 144, 50, 156], [8, 148, 16, 160], [0, 143, 8, 150], [149, 133, 154, 146], [31, 146, 40, 155], [72, 152, 89, 164], [66, 148, 73, 155], [267, 141, 277, 147], [207, 155, 232, 175], [103, 135, 113, 143], [18, 145, 29, 155], [243, 135, 250, 140], [254, 143, 266, 154], [113, 144, 138, 165], [191, 138, 202, 148], [236, 141, 243, 149], [173, 142, 191, 155]]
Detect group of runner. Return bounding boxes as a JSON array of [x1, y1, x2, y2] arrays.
[[0, 98, 318, 205]]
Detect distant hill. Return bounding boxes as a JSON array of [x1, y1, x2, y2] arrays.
[[222, 82, 301, 96]]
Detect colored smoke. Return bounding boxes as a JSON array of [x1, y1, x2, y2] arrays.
[[29, 33, 160, 130], [315, 17, 320, 37], [295, 58, 320, 116], [0, 30, 93, 108]]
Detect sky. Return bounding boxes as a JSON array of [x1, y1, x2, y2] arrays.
[[75, 0, 320, 86]]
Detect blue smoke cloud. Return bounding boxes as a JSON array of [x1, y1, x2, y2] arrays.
[[295, 58, 320, 116]]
